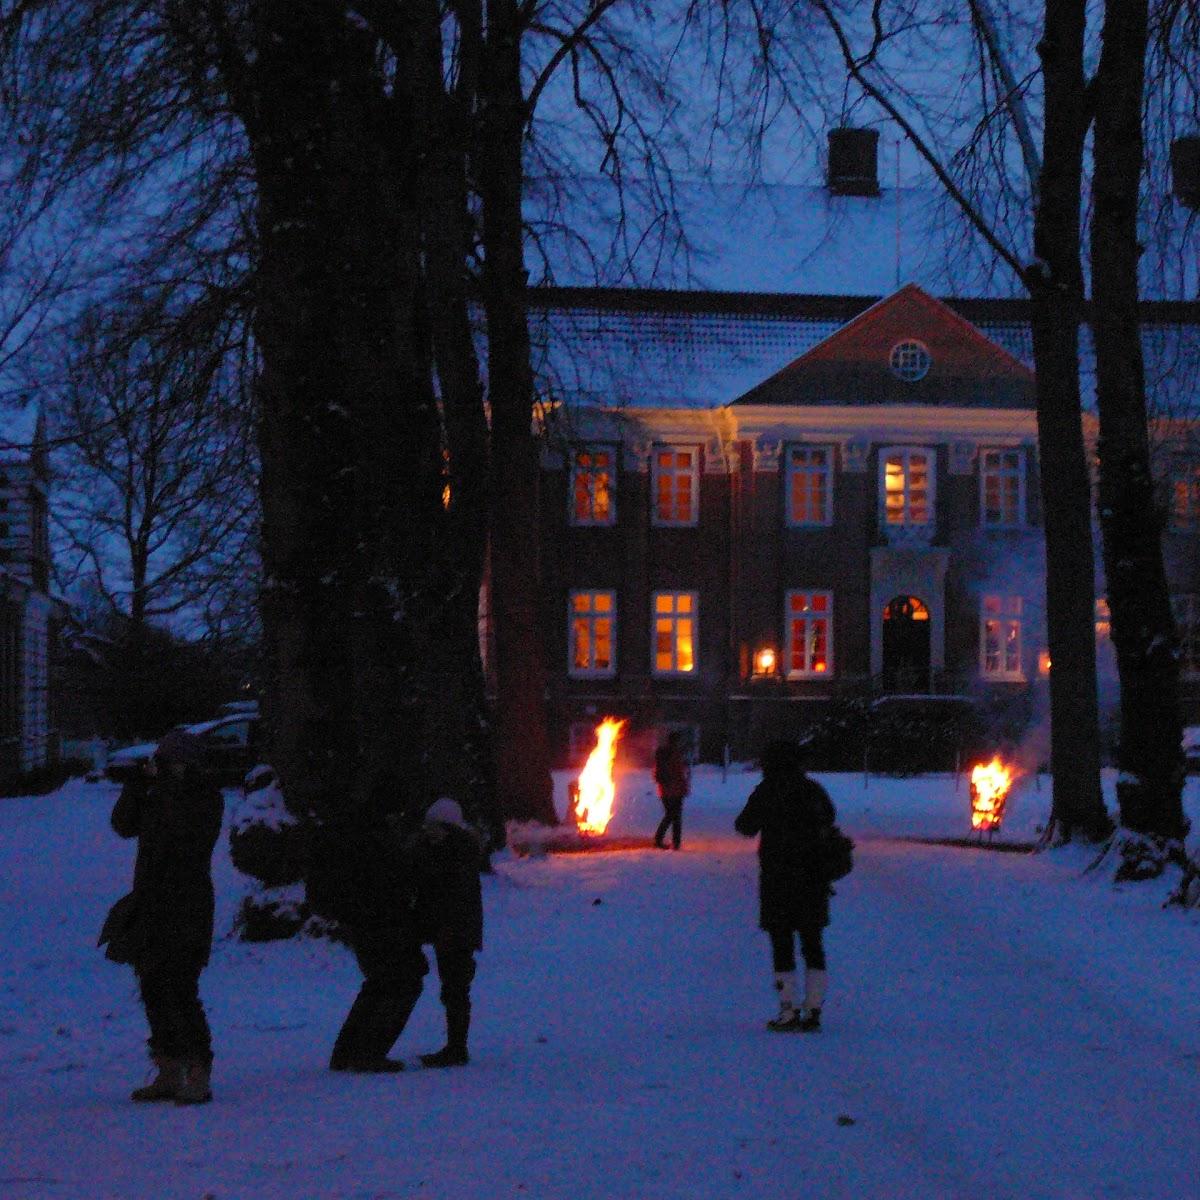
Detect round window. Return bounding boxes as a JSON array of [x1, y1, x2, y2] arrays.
[[889, 340, 932, 382]]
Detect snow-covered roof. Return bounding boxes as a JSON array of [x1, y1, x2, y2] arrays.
[[530, 286, 1198, 412], [528, 175, 1200, 302], [528, 179, 1021, 299]]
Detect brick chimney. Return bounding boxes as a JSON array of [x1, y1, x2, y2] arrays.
[[827, 127, 881, 197]]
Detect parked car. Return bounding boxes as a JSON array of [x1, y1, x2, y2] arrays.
[[104, 712, 262, 787]]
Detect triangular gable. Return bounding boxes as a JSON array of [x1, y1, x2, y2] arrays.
[[731, 283, 1035, 408]]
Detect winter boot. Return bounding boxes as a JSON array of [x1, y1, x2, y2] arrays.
[[131, 1055, 183, 1102], [420, 1000, 470, 1068], [796, 969, 827, 1033], [766, 972, 803, 1031], [174, 1059, 213, 1105]]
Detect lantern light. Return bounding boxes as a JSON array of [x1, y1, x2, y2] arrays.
[[753, 646, 777, 676]]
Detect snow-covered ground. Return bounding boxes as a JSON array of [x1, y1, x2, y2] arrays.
[[2, 767, 1199, 1199]]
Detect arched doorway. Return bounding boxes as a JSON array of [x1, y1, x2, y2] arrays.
[[882, 595, 931, 693]]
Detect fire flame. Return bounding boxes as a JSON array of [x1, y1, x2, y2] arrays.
[[572, 717, 626, 835], [970, 756, 1016, 832]]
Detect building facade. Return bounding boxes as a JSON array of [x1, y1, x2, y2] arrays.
[[536, 284, 1198, 765]]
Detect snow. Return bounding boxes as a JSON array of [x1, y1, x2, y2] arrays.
[[3, 768, 1199, 1199]]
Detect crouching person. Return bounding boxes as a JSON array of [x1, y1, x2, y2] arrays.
[[110, 730, 224, 1103], [411, 799, 484, 1068], [317, 802, 428, 1074], [734, 739, 835, 1033]]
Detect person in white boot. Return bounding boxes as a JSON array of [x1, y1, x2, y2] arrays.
[[735, 739, 837, 1033]]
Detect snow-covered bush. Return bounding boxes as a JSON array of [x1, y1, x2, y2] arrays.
[[229, 765, 308, 888], [229, 765, 314, 940]]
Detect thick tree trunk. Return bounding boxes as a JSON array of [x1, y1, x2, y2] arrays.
[[1090, 0, 1187, 839], [1029, 0, 1111, 841], [479, 0, 557, 826], [409, 0, 503, 844], [242, 2, 441, 822]]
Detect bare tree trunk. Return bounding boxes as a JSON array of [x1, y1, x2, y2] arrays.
[[1029, 0, 1111, 841], [1090, 0, 1187, 839], [479, 0, 557, 826]]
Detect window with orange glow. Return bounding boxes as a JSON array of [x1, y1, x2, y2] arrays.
[[1172, 463, 1200, 528], [785, 591, 832, 677], [652, 592, 697, 674], [652, 447, 699, 526], [787, 446, 833, 526], [980, 448, 1025, 528], [571, 446, 616, 525], [981, 595, 1023, 678], [881, 448, 933, 527], [569, 590, 616, 676]]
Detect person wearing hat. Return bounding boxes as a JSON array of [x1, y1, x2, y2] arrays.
[[110, 729, 224, 1102], [734, 738, 836, 1033], [409, 798, 485, 1067]]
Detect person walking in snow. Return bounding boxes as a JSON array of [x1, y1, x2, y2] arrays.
[[408, 798, 485, 1067], [110, 729, 224, 1103], [653, 730, 691, 850], [734, 738, 836, 1033]]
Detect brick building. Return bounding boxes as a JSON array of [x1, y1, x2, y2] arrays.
[[534, 283, 1200, 765]]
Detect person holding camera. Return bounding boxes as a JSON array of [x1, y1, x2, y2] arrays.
[[109, 729, 224, 1103]]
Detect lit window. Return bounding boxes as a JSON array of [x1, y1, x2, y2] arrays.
[[1171, 463, 1200, 529], [787, 446, 833, 526], [881, 447, 934, 527], [785, 591, 832, 677], [571, 446, 616, 526], [889, 340, 931, 382], [980, 449, 1025, 528], [981, 595, 1023, 679], [1095, 597, 1111, 640], [569, 591, 616, 676], [652, 447, 699, 526], [1172, 595, 1200, 677], [653, 592, 697, 675]]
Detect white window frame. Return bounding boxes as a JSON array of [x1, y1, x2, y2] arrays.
[[889, 340, 932, 382], [980, 448, 1026, 529], [652, 591, 698, 676], [880, 446, 936, 530], [786, 445, 834, 527], [570, 444, 617, 527], [784, 590, 833, 678], [980, 595, 1024, 680], [568, 590, 617, 678], [1172, 594, 1200, 678], [651, 445, 700, 527]]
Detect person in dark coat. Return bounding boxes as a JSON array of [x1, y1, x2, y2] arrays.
[[410, 798, 485, 1067], [110, 729, 224, 1102], [734, 738, 836, 1032], [326, 805, 429, 1074], [653, 730, 691, 849]]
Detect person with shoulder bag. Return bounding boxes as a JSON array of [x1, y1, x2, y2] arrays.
[[734, 738, 847, 1033], [107, 729, 224, 1103]]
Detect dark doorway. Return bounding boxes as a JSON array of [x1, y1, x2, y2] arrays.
[[882, 595, 931, 693]]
